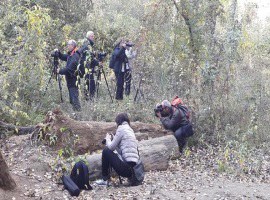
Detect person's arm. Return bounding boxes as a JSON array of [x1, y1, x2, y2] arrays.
[[125, 48, 136, 59], [58, 51, 68, 61], [59, 53, 79, 75], [160, 110, 180, 130], [106, 127, 123, 151]]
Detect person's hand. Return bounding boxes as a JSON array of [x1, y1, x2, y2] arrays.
[[121, 43, 127, 48], [156, 112, 162, 118], [105, 133, 111, 141], [56, 68, 60, 74]]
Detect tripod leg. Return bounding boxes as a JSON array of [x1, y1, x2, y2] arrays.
[[102, 68, 113, 103], [58, 74, 63, 103], [96, 70, 101, 98], [43, 73, 54, 96]]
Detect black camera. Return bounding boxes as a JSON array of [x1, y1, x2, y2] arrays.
[[154, 104, 169, 117], [101, 133, 113, 145], [51, 50, 59, 58], [91, 52, 107, 62], [97, 52, 107, 62], [154, 104, 163, 117], [101, 138, 107, 145], [126, 43, 134, 47]]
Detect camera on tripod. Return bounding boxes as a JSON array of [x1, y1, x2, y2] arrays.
[[125, 42, 134, 47], [51, 50, 59, 58], [91, 52, 107, 62]]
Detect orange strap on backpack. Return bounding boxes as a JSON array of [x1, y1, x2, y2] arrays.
[[171, 96, 183, 107]]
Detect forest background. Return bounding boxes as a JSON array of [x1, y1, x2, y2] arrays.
[[0, 0, 270, 175]]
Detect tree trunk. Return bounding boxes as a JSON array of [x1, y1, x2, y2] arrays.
[[0, 150, 16, 190], [86, 135, 179, 180]]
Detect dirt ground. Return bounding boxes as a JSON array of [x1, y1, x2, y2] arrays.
[[0, 135, 269, 200]]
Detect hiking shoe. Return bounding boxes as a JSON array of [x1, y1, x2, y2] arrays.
[[95, 179, 111, 186]]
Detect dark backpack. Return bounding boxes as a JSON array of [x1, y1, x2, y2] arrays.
[[70, 161, 92, 190], [109, 51, 116, 69], [171, 96, 191, 122], [129, 160, 145, 186], [62, 175, 80, 197]]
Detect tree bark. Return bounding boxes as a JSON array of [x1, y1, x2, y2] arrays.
[[41, 110, 171, 154], [0, 150, 16, 190], [0, 109, 171, 155], [86, 135, 179, 180], [0, 121, 36, 135]]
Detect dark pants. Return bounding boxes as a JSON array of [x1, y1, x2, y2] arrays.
[[174, 123, 193, 152], [101, 147, 134, 181], [124, 70, 132, 96], [85, 72, 95, 100], [68, 87, 81, 111], [115, 72, 125, 100]]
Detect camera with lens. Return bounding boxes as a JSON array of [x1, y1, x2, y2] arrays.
[[97, 52, 107, 62], [154, 104, 169, 117], [125, 42, 134, 47], [101, 133, 114, 145], [51, 50, 59, 58], [154, 104, 163, 117], [91, 52, 107, 62]]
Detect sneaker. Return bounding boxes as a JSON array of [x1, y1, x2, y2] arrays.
[[95, 179, 109, 186]]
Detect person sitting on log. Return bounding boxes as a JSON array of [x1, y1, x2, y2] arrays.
[[155, 100, 194, 153], [95, 113, 140, 186]]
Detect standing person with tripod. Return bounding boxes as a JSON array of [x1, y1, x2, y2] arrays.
[[55, 39, 81, 111], [112, 39, 130, 100], [80, 31, 99, 101], [124, 42, 136, 96]]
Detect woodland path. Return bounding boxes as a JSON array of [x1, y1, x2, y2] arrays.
[[0, 134, 269, 200]]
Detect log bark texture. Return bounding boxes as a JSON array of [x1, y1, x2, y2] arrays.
[[0, 110, 172, 154], [0, 121, 36, 135], [86, 135, 179, 180], [42, 110, 171, 154], [0, 150, 16, 190]]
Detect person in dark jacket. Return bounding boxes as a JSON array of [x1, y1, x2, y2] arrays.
[[79, 31, 99, 101], [112, 39, 129, 100], [156, 100, 193, 152], [56, 39, 81, 111]]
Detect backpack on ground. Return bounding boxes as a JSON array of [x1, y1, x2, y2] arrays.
[[129, 160, 145, 186], [171, 96, 191, 122], [70, 160, 92, 190], [62, 175, 80, 197]]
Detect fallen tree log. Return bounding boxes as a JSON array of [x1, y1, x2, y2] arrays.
[[38, 110, 171, 154], [86, 135, 179, 180], [0, 121, 36, 135], [0, 110, 171, 154]]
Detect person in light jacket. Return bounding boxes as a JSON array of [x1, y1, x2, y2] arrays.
[[96, 113, 140, 186]]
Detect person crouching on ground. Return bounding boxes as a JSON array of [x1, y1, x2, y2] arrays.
[[96, 113, 140, 186], [156, 100, 193, 153]]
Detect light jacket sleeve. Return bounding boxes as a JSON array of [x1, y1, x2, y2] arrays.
[[107, 127, 123, 151]]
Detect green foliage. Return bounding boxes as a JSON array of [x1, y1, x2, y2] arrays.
[[0, 0, 269, 153]]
